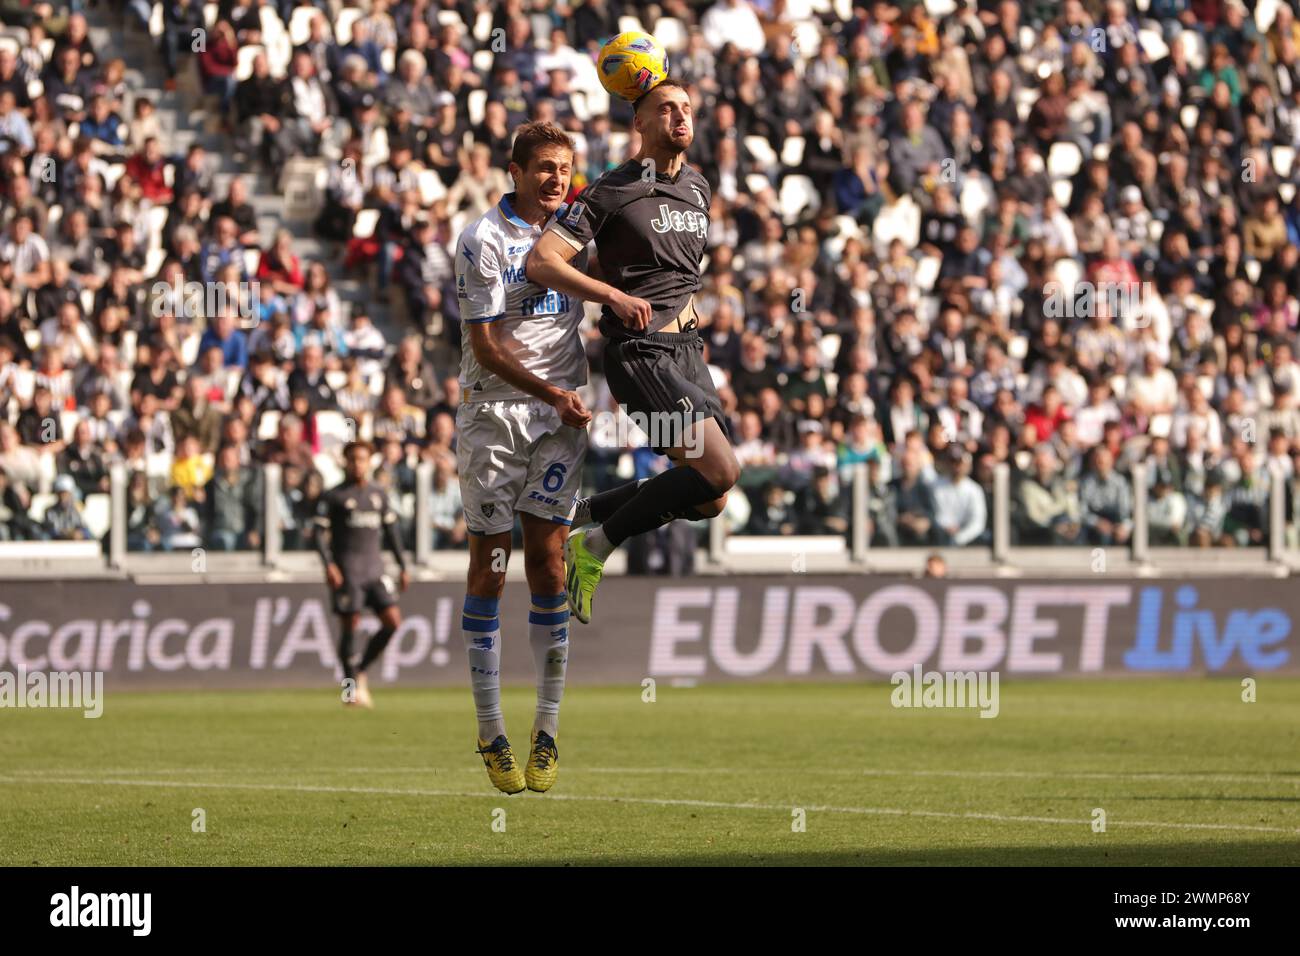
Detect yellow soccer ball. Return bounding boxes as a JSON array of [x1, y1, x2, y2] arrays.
[[597, 31, 669, 102]]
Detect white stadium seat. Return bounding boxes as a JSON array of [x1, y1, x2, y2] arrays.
[[1179, 30, 1207, 71], [82, 494, 111, 539], [288, 5, 317, 46], [258, 410, 281, 442], [468, 88, 487, 126], [959, 173, 995, 226], [1256, 0, 1280, 32], [315, 410, 353, 452], [352, 208, 380, 239], [1272, 145, 1295, 178], [779, 174, 819, 223], [872, 195, 921, 251], [781, 136, 805, 168], [1054, 257, 1082, 297], [60, 409, 81, 441], [1139, 28, 1168, 62], [28, 493, 56, 523], [914, 254, 941, 293], [334, 7, 361, 46], [744, 135, 777, 170], [1047, 141, 1082, 179], [472, 10, 493, 44], [418, 168, 446, 205], [236, 44, 264, 82], [653, 17, 687, 53]]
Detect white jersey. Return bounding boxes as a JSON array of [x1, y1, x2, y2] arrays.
[[454, 193, 587, 404]]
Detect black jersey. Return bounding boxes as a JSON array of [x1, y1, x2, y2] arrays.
[[547, 159, 711, 340], [313, 481, 405, 576]]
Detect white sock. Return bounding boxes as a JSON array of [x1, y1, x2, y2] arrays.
[[583, 524, 616, 561], [462, 595, 505, 742], [528, 593, 570, 738]]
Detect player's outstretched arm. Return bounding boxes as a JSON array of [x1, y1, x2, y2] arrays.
[[312, 511, 343, 590], [381, 511, 410, 591], [468, 322, 591, 428], [526, 232, 652, 331]]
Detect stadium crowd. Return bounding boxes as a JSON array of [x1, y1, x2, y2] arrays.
[[1, 0, 1300, 557]]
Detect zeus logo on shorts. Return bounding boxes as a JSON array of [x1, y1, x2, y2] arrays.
[[649, 203, 707, 239]]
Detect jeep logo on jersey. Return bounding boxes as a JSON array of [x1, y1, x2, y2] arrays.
[[649, 203, 707, 239]]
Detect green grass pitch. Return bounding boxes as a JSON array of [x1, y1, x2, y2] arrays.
[[1, 679, 1297, 865]]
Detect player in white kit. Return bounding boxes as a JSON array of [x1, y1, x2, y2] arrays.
[[453, 121, 591, 795]]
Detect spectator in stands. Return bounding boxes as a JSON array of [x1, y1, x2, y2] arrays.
[[156, 484, 204, 551], [746, 481, 795, 536], [197, 20, 239, 119], [1016, 445, 1082, 545], [930, 447, 987, 546], [1148, 474, 1189, 547], [428, 450, 465, 549], [796, 465, 849, 536], [202, 442, 262, 551], [257, 228, 304, 297], [286, 341, 337, 411], [1080, 446, 1133, 546], [42, 474, 89, 541], [59, 419, 108, 497]]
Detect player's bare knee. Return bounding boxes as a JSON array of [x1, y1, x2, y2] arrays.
[[467, 565, 506, 599], [523, 554, 564, 596], [694, 494, 727, 518], [695, 458, 739, 495]]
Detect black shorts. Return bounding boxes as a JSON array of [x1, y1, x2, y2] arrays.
[[331, 573, 398, 616], [603, 331, 729, 456]]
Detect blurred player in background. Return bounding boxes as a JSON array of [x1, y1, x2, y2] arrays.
[[527, 80, 740, 626], [454, 121, 591, 795], [313, 440, 410, 709]]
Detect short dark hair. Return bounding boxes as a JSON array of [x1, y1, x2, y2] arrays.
[[633, 79, 686, 113], [344, 440, 373, 458], [510, 121, 574, 170]]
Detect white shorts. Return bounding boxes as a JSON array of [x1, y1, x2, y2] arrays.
[[456, 398, 588, 535]]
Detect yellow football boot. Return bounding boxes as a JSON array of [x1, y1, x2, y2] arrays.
[[476, 735, 526, 794], [525, 730, 559, 793]]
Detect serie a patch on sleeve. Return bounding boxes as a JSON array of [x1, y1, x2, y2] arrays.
[[563, 201, 586, 226]]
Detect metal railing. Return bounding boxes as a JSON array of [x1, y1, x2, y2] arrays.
[[12, 458, 1300, 579]]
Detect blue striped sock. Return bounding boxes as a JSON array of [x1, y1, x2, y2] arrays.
[[462, 594, 504, 741], [528, 593, 569, 737]]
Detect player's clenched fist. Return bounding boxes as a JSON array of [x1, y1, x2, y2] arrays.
[[550, 388, 592, 428], [610, 291, 653, 330]]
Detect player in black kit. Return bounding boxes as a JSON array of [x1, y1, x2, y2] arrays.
[[313, 441, 411, 708], [527, 80, 741, 624]]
